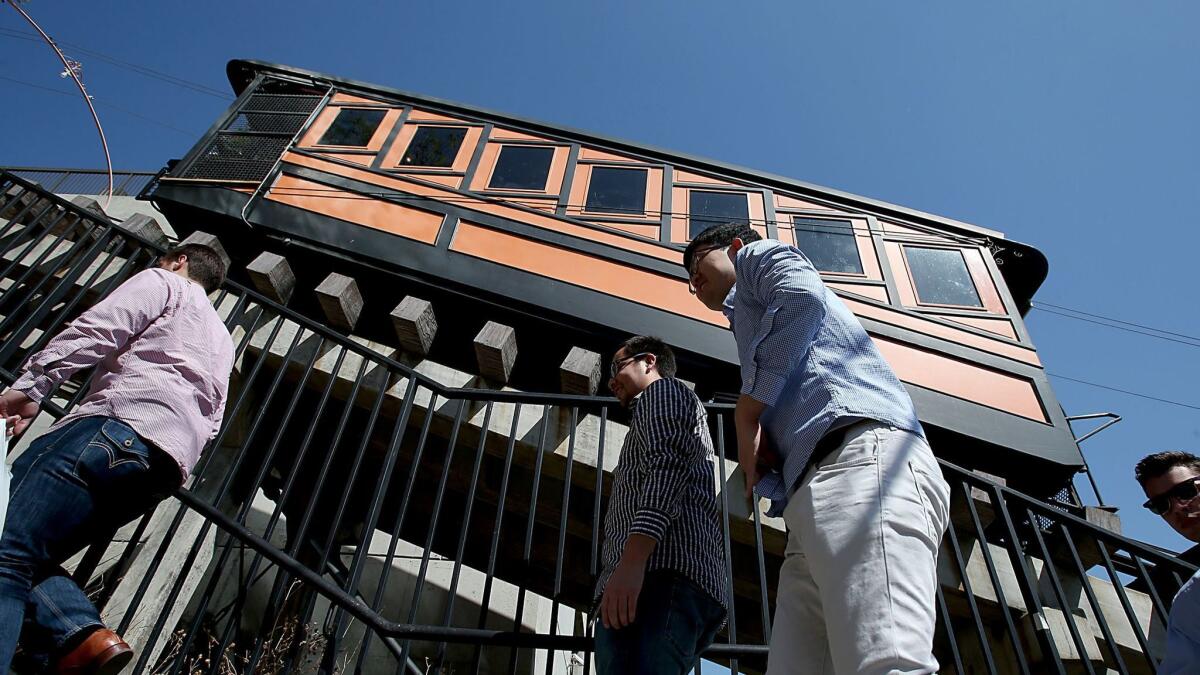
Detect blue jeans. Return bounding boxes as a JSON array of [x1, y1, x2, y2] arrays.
[[0, 416, 177, 672], [594, 570, 726, 675]]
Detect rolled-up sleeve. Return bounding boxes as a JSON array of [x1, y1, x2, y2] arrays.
[[12, 269, 172, 402], [629, 382, 699, 542], [735, 241, 827, 407]]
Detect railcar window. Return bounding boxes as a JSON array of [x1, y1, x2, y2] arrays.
[[401, 127, 468, 168], [793, 218, 863, 274], [489, 146, 555, 190], [584, 167, 648, 215], [905, 246, 983, 307], [317, 109, 387, 147], [689, 190, 749, 239]]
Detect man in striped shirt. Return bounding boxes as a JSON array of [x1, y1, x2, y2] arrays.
[[0, 243, 233, 675], [595, 335, 728, 675], [685, 223, 950, 675]]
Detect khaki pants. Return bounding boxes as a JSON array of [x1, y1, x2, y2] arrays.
[[767, 423, 950, 675]]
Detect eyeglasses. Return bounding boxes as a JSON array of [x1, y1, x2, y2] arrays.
[[609, 352, 651, 379], [686, 245, 727, 279], [1143, 477, 1200, 515]]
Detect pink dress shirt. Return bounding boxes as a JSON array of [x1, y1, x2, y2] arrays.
[[12, 268, 234, 480]]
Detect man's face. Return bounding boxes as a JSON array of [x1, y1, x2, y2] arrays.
[[607, 347, 656, 407], [1143, 465, 1200, 542], [688, 242, 738, 311]]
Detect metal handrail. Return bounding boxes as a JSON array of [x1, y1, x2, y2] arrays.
[[3, 170, 1194, 675]]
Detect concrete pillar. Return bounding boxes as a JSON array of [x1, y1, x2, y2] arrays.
[[246, 251, 296, 304], [473, 321, 517, 384], [315, 272, 363, 332], [390, 296, 437, 357]]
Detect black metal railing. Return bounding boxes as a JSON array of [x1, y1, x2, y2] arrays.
[[1, 170, 1194, 675], [0, 166, 158, 198]]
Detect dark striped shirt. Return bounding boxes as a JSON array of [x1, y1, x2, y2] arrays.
[[595, 377, 728, 610]]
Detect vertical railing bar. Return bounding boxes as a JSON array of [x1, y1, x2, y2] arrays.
[[590, 407, 609, 578], [398, 398, 469, 667], [1023, 507, 1095, 675], [0, 229, 116, 363], [942, 509, 1000, 675], [750, 501, 772, 642], [1130, 554, 1171, 633], [434, 400, 495, 668], [361, 386, 442, 674], [988, 484, 1066, 674], [0, 214, 87, 319], [544, 405, 582, 675], [470, 403, 524, 675], [1058, 527, 1130, 675], [507, 406, 556, 675], [714, 414, 739, 675], [0, 234, 127, 369], [964, 481, 1031, 675], [167, 328, 322, 674], [346, 376, 419, 672], [238, 353, 370, 675], [1095, 540, 1158, 672], [934, 583, 965, 675], [129, 324, 327, 669]]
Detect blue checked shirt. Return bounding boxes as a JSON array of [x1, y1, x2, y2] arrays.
[[724, 239, 923, 517]]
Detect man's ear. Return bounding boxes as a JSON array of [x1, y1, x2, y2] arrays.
[[643, 353, 657, 373], [730, 237, 745, 256]]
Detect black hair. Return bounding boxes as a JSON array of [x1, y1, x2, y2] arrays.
[[617, 335, 678, 378], [160, 243, 225, 293], [1135, 451, 1200, 486], [682, 222, 761, 272]]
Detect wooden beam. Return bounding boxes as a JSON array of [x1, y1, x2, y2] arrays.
[[314, 272, 363, 332], [390, 296, 437, 356], [559, 347, 601, 395], [245, 251, 296, 304], [179, 230, 231, 271], [473, 321, 517, 384]]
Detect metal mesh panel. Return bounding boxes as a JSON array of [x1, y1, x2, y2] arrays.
[[240, 93, 324, 114], [178, 135, 292, 182], [176, 87, 322, 182], [226, 112, 309, 134]]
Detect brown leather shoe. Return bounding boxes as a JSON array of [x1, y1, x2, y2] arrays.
[[55, 628, 133, 675]]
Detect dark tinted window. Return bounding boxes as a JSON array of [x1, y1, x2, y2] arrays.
[[905, 246, 982, 307], [689, 191, 749, 238], [317, 109, 387, 147], [489, 146, 555, 190], [401, 127, 468, 168], [794, 218, 863, 274], [584, 167, 648, 215]]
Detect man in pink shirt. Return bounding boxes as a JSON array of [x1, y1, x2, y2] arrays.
[[0, 243, 233, 674]]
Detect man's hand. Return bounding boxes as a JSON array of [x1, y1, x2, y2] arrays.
[[735, 394, 770, 511], [0, 388, 39, 442], [600, 534, 655, 630]]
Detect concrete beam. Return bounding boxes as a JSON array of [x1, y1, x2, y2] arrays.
[[118, 213, 170, 248]]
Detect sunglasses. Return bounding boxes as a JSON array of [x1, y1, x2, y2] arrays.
[[609, 352, 651, 379], [1143, 477, 1200, 515]]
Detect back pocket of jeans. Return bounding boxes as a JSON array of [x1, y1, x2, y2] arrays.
[[75, 420, 151, 491]]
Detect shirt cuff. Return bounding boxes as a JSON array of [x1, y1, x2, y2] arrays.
[[740, 367, 788, 407], [630, 508, 671, 542], [11, 370, 52, 403]]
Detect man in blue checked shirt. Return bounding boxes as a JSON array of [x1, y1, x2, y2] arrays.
[[685, 223, 950, 675], [594, 335, 728, 675]]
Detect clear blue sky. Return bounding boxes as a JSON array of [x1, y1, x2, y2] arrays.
[[3, 1, 1199, 557]]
